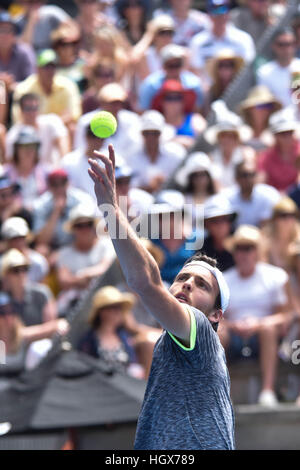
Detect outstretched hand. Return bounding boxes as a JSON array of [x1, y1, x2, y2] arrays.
[[88, 144, 118, 208]]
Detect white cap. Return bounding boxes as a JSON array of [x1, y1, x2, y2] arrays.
[[1, 217, 29, 239], [141, 110, 165, 132], [269, 108, 299, 134], [204, 194, 236, 220], [175, 152, 212, 187], [160, 44, 186, 63], [150, 190, 185, 215]]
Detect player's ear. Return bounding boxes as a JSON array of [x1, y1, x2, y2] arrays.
[[207, 308, 223, 324]]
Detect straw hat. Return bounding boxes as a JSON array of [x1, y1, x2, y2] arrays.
[[224, 225, 261, 252], [272, 196, 299, 218], [239, 85, 282, 122], [1, 249, 30, 276], [207, 48, 244, 80], [64, 203, 99, 232], [88, 286, 135, 326], [150, 15, 175, 34], [151, 79, 197, 114], [175, 152, 212, 188]]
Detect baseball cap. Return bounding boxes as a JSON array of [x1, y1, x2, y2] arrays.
[[15, 126, 41, 146], [1, 217, 30, 240], [141, 110, 165, 132], [47, 168, 68, 181], [37, 49, 57, 68], [206, 0, 230, 15], [0, 12, 17, 32]]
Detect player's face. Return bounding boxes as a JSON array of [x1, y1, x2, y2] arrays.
[[170, 265, 219, 316]]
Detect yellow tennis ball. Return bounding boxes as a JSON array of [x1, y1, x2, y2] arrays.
[[90, 111, 117, 139]]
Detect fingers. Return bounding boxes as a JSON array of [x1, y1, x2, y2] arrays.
[[88, 158, 111, 189], [93, 150, 114, 182], [108, 144, 115, 171]]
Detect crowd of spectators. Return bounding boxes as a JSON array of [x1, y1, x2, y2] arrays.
[[0, 0, 300, 408]]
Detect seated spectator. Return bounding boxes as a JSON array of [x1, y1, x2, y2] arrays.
[[207, 49, 245, 105], [12, 49, 82, 136], [221, 225, 293, 406], [204, 112, 254, 189], [151, 79, 206, 149], [138, 44, 204, 111], [128, 110, 185, 193], [175, 151, 217, 226], [150, 190, 198, 285], [223, 158, 281, 227], [4, 127, 47, 210], [62, 126, 104, 200], [1, 216, 49, 282], [238, 85, 281, 151], [230, 0, 274, 45], [0, 11, 35, 88], [288, 154, 300, 208], [56, 203, 115, 314], [258, 109, 300, 191], [0, 173, 33, 240], [78, 285, 145, 378], [190, 0, 255, 84], [115, 0, 149, 45], [1, 248, 61, 330], [5, 93, 69, 166], [262, 197, 300, 272], [0, 124, 6, 162], [92, 24, 131, 85], [153, 0, 211, 47], [202, 194, 236, 272], [0, 291, 68, 371], [16, 0, 72, 52], [50, 23, 85, 93], [75, 82, 142, 158], [256, 28, 300, 107], [131, 14, 176, 82], [33, 168, 95, 252], [81, 58, 116, 114]]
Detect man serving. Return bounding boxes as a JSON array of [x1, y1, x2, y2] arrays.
[[88, 145, 235, 450]]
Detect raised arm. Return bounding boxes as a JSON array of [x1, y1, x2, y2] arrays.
[[88, 145, 191, 345]]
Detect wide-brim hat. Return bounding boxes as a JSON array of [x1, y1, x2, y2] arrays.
[[271, 196, 299, 219], [239, 85, 282, 122], [204, 118, 252, 145], [207, 49, 245, 81], [204, 194, 237, 221], [64, 203, 100, 232], [88, 286, 135, 325], [1, 249, 30, 276], [175, 152, 212, 188], [98, 82, 128, 103], [150, 14, 175, 34], [224, 225, 261, 252], [151, 79, 197, 114]]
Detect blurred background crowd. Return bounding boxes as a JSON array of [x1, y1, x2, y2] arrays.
[[0, 0, 300, 412]]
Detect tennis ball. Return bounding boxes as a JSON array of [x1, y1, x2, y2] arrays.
[[90, 111, 117, 139]]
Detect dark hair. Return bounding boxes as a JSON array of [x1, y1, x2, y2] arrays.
[[185, 170, 216, 196], [19, 93, 40, 109], [273, 27, 295, 42], [183, 252, 221, 331]]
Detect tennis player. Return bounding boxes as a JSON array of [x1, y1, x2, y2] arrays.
[[88, 145, 235, 450]]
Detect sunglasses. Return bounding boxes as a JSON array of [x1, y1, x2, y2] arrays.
[[218, 61, 235, 69], [163, 93, 184, 102], [165, 61, 183, 69], [22, 105, 39, 112], [238, 171, 257, 179], [275, 41, 295, 47], [0, 189, 14, 199], [208, 215, 231, 224], [73, 221, 94, 230], [234, 244, 256, 252], [95, 70, 114, 78], [157, 29, 174, 37], [9, 266, 29, 274], [254, 102, 274, 110], [49, 178, 68, 188], [275, 212, 296, 219], [0, 26, 15, 34]]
